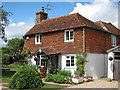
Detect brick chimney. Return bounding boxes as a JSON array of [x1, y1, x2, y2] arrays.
[[36, 7, 48, 24]]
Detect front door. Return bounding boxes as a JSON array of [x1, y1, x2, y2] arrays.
[[39, 54, 48, 78]]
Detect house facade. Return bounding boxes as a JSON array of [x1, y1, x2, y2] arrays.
[[24, 8, 120, 79]]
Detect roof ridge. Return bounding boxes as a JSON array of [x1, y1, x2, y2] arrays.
[[76, 13, 86, 26], [38, 13, 79, 25]]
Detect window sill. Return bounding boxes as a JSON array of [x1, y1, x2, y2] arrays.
[[35, 43, 41, 44], [112, 45, 116, 47], [64, 40, 74, 42]]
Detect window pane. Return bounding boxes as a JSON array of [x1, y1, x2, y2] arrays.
[[40, 35, 41, 42], [66, 60, 70, 66], [70, 31, 73, 40], [71, 60, 74, 66], [71, 56, 74, 66], [66, 31, 69, 40], [37, 35, 39, 42], [111, 35, 116, 46], [66, 56, 69, 58], [71, 56, 74, 60], [41, 59, 45, 66]]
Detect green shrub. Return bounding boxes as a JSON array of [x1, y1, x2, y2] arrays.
[[58, 70, 72, 77], [2, 54, 13, 65], [9, 65, 43, 89], [52, 74, 66, 83], [45, 73, 72, 84], [45, 74, 53, 82]]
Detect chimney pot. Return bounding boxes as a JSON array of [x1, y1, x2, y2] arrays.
[[42, 7, 44, 12]]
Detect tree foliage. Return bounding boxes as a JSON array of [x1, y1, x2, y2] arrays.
[[7, 38, 24, 55], [0, 6, 12, 42], [2, 38, 32, 65]]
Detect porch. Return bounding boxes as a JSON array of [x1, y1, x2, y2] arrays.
[[33, 47, 60, 78]]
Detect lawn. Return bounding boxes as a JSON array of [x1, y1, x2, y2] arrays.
[[3, 83, 68, 89], [1, 65, 20, 83], [1, 65, 68, 89]]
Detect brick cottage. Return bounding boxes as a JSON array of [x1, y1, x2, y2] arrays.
[[24, 8, 120, 79]]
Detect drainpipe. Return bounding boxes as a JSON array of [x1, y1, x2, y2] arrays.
[[83, 28, 86, 53]]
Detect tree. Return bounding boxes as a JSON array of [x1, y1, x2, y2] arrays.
[[2, 38, 32, 65], [0, 6, 12, 42], [7, 38, 24, 55]]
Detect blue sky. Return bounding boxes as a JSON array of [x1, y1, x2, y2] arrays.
[[0, 0, 119, 47], [2, 2, 90, 23]]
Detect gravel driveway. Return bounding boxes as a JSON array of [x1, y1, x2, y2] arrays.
[[68, 78, 118, 88]]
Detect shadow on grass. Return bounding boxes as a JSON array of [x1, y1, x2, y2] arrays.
[[2, 70, 16, 77], [2, 70, 16, 83]]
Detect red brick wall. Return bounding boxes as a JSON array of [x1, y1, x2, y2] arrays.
[[117, 36, 120, 45], [24, 28, 84, 54], [85, 28, 119, 54], [24, 28, 120, 54]]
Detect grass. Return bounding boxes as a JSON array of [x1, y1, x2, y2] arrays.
[[2, 70, 16, 83], [42, 83, 68, 88], [3, 83, 68, 89], [3, 65, 23, 71]]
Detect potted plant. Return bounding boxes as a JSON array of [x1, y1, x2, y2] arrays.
[[72, 75, 84, 83], [109, 56, 113, 61]]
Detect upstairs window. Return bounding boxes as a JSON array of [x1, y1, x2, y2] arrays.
[[64, 29, 74, 42], [35, 34, 41, 44], [66, 56, 75, 67], [111, 35, 116, 46]]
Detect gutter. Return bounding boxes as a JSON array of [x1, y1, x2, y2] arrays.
[[83, 27, 86, 53]]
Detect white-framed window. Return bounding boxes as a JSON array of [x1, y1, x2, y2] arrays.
[[39, 55, 47, 67], [111, 35, 116, 46], [35, 34, 41, 44], [64, 29, 74, 42], [66, 56, 74, 67]]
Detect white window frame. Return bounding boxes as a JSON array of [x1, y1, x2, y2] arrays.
[[64, 29, 74, 42], [66, 56, 75, 67], [111, 35, 116, 46], [35, 34, 41, 44]]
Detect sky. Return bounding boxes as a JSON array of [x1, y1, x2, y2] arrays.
[[0, 0, 119, 47]]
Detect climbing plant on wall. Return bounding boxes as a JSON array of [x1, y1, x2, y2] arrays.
[[75, 54, 87, 76]]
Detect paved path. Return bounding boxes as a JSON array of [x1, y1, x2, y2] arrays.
[[68, 78, 118, 88]]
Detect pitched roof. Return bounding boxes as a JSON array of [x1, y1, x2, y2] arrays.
[[95, 21, 120, 35], [34, 46, 60, 55], [107, 45, 120, 52], [25, 13, 104, 36]]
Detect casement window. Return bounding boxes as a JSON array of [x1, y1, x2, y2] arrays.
[[35, 34, 41, 44], [66, 56, 74, 67], [64, 29, 74, 42], [111, 35, 116, 46]]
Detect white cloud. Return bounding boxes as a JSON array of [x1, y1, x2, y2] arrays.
[[5, 21, 34, 40], [10, 23, 16, 26], [70, 0, 118, 27], [0, 21, 34, 47]]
